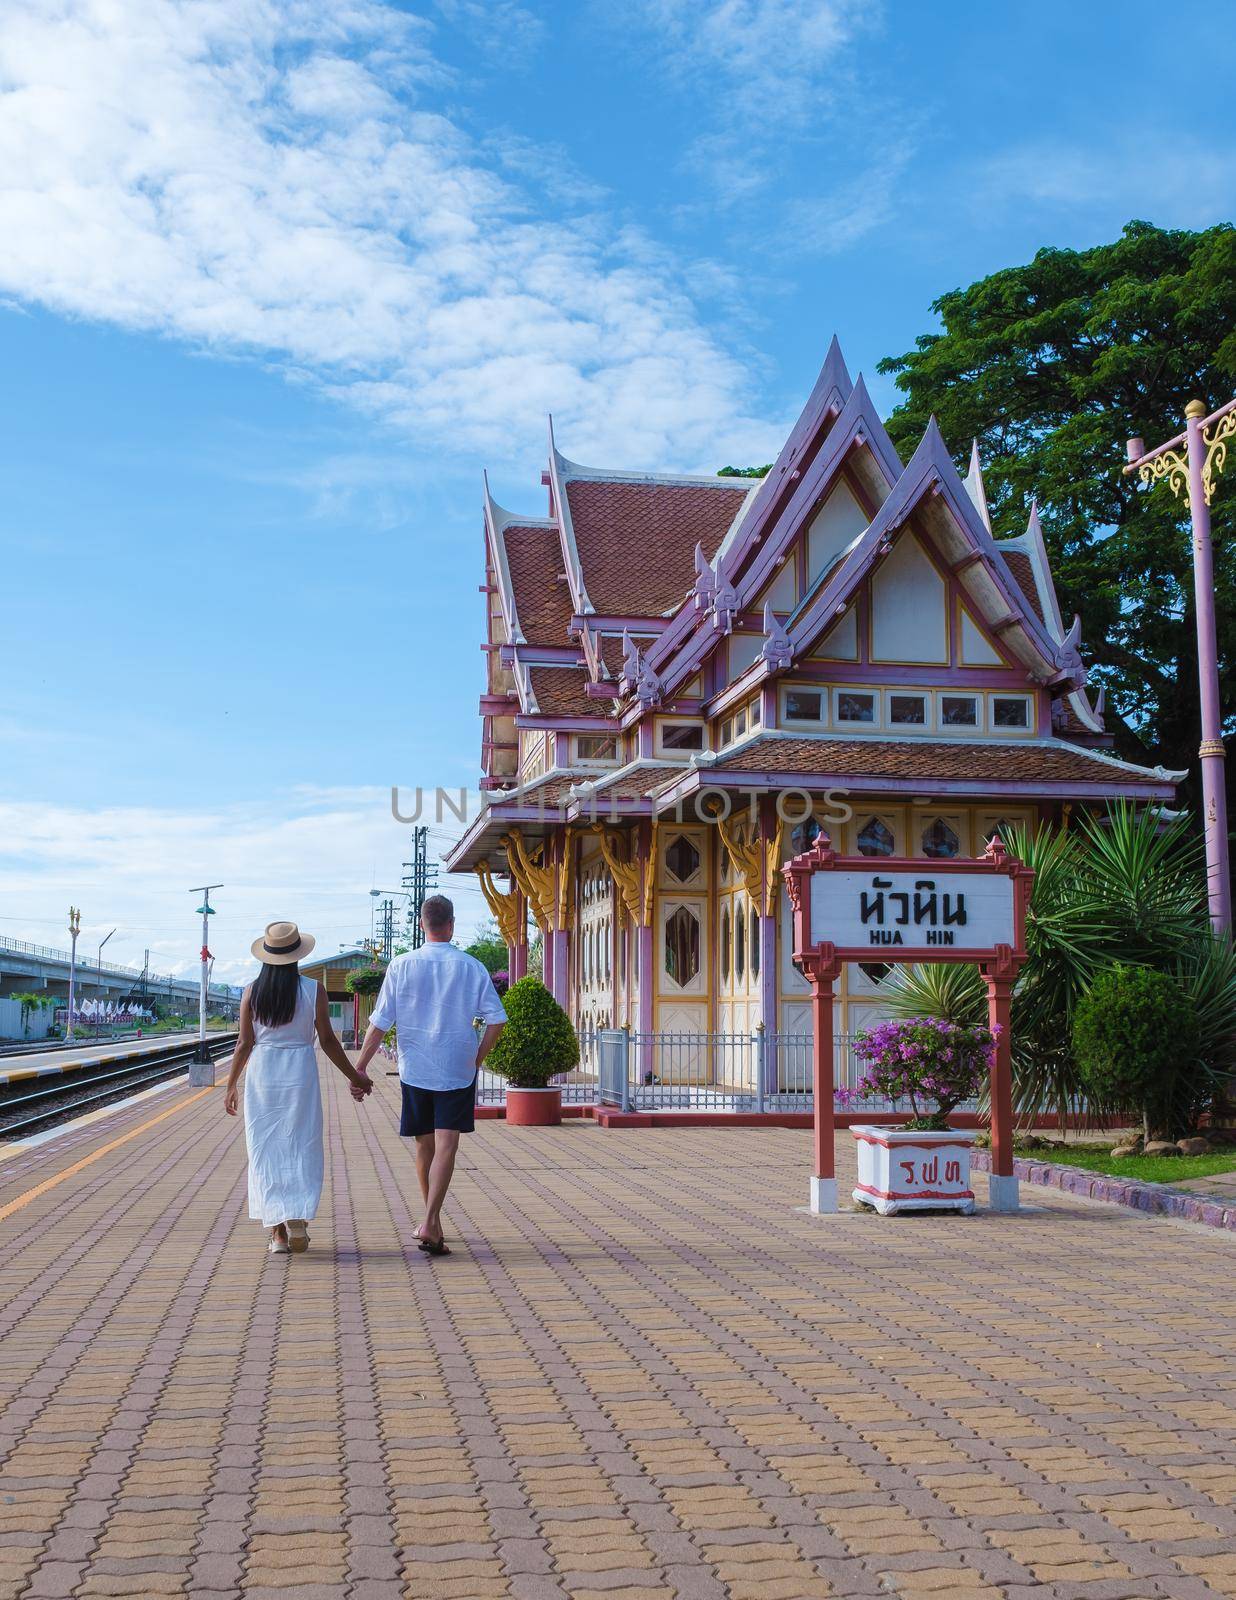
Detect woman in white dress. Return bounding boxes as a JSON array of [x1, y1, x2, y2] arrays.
[[224, 921, 372, 1254]]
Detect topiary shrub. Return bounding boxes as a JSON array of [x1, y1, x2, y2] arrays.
[[485, 976, 578, 1088], [1072, 963, 1201, 1140]]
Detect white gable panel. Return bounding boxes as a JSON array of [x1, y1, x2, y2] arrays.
[[807, 484, 868, 585], [728, 631, 763, 678], [960, 609, 1003, 666], [756, 559, 797, 612], [871, 534, 948, 664], [808, 604, 858, 660]]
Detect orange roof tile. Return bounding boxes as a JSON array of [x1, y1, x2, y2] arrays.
[[999, 549, 1046, 626], [565, 479, 748, 617], [703, 736, 1168, 789], [527, 666, 600, 717], [504, 524, 573, 645]]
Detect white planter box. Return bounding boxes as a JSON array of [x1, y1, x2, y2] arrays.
[[851, 1125, 977, 1215]]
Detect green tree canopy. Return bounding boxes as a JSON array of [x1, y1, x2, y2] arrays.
[[878, 220, 1236, 813], [464, 920, 507, 975]]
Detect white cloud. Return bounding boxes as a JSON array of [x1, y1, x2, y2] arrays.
[[0, 0, 781, 474], [782, 136, 914, 255], [979, 136, 1236, 230], [0, 787, 495, 983], [619, 0, 874, 125], [608, 0, 883, 201]]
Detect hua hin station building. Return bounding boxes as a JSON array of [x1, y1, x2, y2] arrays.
[[446, 339, 1179, 1060]]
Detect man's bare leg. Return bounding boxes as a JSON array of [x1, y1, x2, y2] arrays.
[[417, 1130, 460, 1247], [414, 1133, 434, 1204]]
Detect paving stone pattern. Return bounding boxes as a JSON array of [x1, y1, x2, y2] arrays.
[[1, 1067, 1236, 1599]]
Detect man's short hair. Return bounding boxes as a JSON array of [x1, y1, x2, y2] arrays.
[[421, 894, 454, 933]]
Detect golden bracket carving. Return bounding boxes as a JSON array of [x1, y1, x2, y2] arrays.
[[642, 820, 659, 926], [717, 816, 762, 905], [762, 818, 784, 918], [719, 815, 785, 918], [555, 826, 577, 933], [502, 832, 554, 932], [475, 861, 524, 948], [591, 824, 648, 927], [1202, 410, 1236, 506], [1138, 411, 1236, 508], [1137, 448, 1189, 501]]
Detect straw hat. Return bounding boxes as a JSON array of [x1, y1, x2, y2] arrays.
[[251, 920, 315, 965]]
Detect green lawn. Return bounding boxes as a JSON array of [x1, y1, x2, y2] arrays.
[[1027, 1143, 1236, 1185]]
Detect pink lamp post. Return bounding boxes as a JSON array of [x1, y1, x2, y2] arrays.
[[1125, 396, 1236, 933]]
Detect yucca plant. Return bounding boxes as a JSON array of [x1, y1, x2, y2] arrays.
[[880, 805, 1223, 1129]]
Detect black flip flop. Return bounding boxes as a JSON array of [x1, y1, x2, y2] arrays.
[[417, 1234, 450, 1256]]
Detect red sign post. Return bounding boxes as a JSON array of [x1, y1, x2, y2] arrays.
[[783, 833, 1033, 1214]]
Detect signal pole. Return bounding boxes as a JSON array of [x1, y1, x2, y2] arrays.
[[189, 884, 222, 1084], [66, 906, 81, 1042], [402, 826, 438, 950]]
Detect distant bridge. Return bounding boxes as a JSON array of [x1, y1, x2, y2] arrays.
[[0, 935, 239, 1015]]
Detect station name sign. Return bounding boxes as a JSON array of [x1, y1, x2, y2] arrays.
[[784, 833, 1032, 968], [810, 868, 1016, 951]]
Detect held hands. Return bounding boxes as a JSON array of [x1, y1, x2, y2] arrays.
[[350, 1071, 373, 1103]]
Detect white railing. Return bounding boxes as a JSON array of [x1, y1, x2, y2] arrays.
[[473, 1028, 935, 1114]]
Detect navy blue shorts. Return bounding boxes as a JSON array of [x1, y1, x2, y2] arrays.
[[399, 1077, 477, 1138]]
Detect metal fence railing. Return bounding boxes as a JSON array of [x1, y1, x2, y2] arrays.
[[470, 1027, 967, 1115]]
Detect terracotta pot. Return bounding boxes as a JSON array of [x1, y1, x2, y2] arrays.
[[851, 1125, 977, 1214], [505, 1086, 562, 1127]]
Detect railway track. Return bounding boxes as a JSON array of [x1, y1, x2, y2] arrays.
[[0, 1034, 237, 1140]]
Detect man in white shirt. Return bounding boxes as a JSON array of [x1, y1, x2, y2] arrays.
[[354, 894, 506, 1255]]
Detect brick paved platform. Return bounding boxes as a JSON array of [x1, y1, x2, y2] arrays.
[[2, 1064, 1236, 1600]]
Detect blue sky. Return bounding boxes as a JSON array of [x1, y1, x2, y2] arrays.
[[2, 0, 1233, 981]]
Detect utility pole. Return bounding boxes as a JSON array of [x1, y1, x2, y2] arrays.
[[66, 906, 81, 1043], [189, 884, 223, 1084], [95, 929, 116, 1041], [402, 826, 438, 950], [1125, 395, 1236, 933]]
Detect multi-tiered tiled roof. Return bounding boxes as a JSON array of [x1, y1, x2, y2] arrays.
[[449, 337, 1178, 871]]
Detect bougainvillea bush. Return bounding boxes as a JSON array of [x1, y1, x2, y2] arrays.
[[491, 969, 510, 997], [837, 1017, 998, 1131]]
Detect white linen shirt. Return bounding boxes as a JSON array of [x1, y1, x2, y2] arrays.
[[368, 943, 507, 1091]]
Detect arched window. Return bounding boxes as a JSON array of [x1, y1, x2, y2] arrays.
[[750, 905, 760, 979], [720, 904, 731, 985], [665, 906, 701, 987], [735, 901, 746, 982]]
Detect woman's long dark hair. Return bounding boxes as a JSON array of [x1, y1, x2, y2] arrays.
[[249, 961, 301, 1028]]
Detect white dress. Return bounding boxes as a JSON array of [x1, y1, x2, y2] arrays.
[[244, 976, 324, 1227]]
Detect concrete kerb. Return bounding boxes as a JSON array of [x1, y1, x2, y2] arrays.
[[970, 1145, 1236, 1231]]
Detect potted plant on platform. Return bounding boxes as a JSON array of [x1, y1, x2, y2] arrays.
[[486, 976, 578, 1127], [839, 1017, 997, 1215]]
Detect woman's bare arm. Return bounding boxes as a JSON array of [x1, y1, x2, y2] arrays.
[[223, 991, 255, 1116], [314, 984, 371, 1096]]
